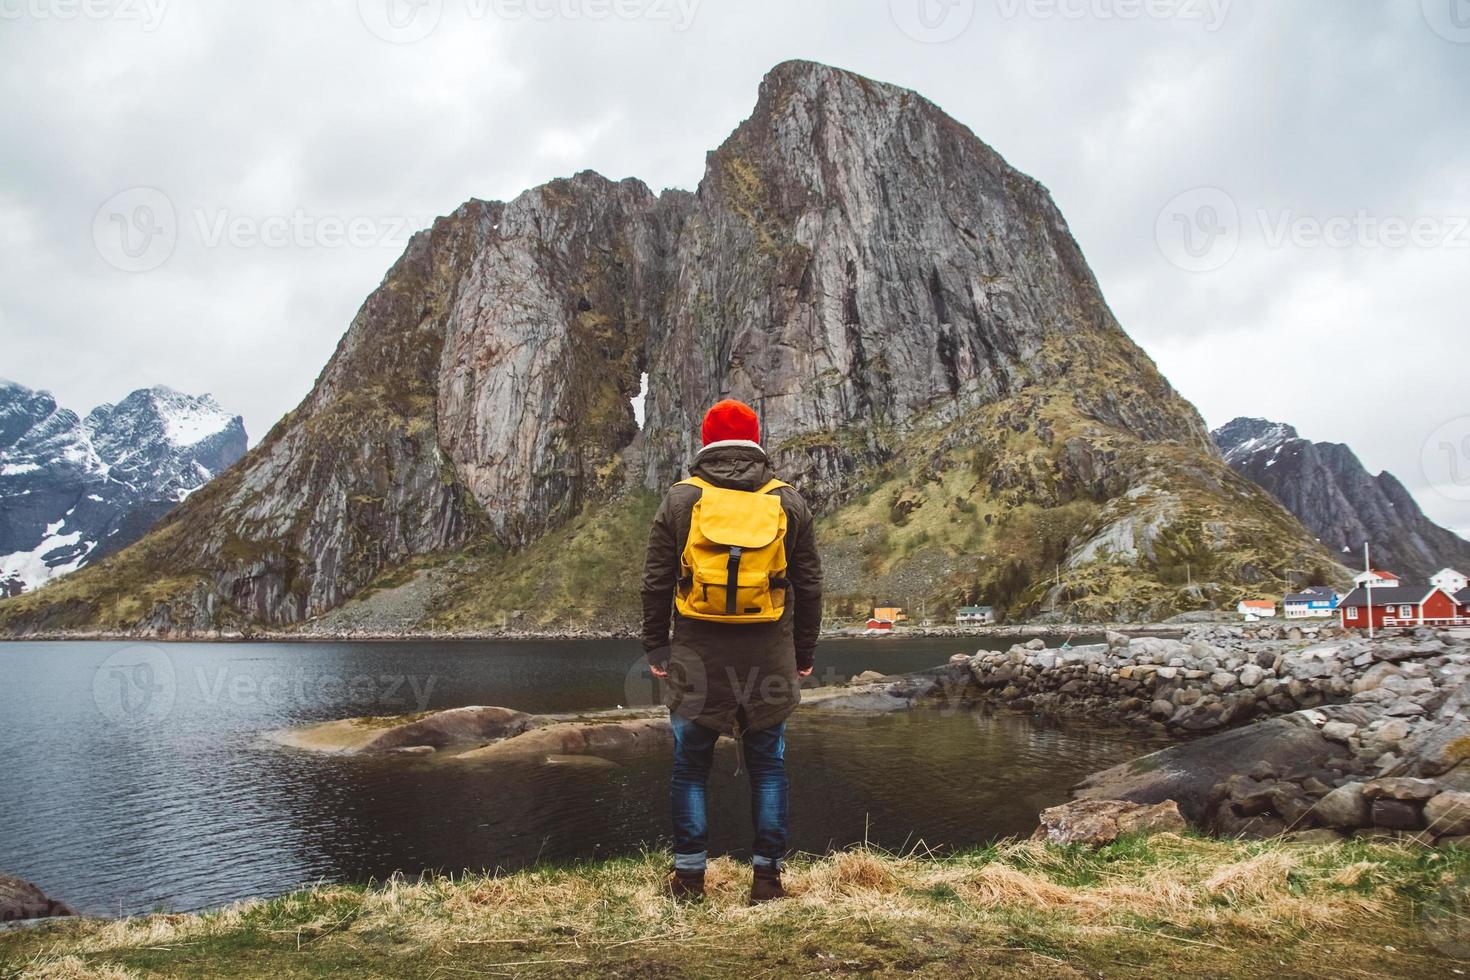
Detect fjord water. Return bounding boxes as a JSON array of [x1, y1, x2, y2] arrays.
[[0, 637, 1157, 916]]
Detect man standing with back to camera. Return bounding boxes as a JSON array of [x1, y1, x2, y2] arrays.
[[641, 398, 824, 904]]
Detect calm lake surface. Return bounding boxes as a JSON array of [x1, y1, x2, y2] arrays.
[[0, 636, 1162, 916]]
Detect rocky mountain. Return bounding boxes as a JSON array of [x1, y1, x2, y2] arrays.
[[1212, 417, 1470, 584], [0, 381, 246, 597], [0, 61, 1344, 636]]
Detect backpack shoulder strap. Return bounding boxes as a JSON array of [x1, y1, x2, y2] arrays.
[[758, 479, 790, 495]]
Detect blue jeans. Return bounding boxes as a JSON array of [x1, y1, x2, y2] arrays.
[[670, 713, 788, 874]]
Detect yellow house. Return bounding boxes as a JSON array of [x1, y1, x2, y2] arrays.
[[872, 606, 907, 623]]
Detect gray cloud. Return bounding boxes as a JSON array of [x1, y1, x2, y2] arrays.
[[2, 0, 1467, 537]]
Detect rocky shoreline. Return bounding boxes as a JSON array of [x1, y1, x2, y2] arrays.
[[959, 623, 1470, 843]]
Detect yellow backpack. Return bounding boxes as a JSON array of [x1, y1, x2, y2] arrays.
[[674, 476, 791, 624]]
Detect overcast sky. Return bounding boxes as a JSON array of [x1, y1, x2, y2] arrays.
[[3, 0, 1468, 537]]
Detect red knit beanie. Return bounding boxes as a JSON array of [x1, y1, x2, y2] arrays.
[[701, 399, 761, 447]]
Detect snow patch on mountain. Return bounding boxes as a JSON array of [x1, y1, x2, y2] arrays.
[[144, 386, 237, 447]]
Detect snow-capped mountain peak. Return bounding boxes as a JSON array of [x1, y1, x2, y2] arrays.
[[1211, 416, 1470, 583], [1211, 417, 1300, 467], [0, 381, 247, 598]]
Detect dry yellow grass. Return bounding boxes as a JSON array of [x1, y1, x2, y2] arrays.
[[5, 835, 1466, 978]]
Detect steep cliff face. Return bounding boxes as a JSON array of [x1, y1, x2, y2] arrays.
[[0, 382, 246, 598], [436, 174, 681, 546], [1213, 417, 1470, 583], [643, 62, 1210, 507], [0, 61, 1342, 634]]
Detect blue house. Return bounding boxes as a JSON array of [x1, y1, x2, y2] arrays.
[[1283, 586, 1340, 619]]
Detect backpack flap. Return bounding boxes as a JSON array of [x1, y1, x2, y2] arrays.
[[690, 485, 783, 549]]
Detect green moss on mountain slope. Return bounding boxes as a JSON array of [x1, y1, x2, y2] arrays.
[[421, 491, 660, 632]]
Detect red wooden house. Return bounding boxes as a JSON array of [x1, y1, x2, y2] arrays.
[[1339, 584, 1470, 630]]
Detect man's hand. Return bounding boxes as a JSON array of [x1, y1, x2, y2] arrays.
[[649, 663, 669, 679], [797, 666, 813, 678]]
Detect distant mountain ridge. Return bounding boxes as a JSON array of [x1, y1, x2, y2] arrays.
[[0, 381, 247, 597], [1211, 417, 1470, 583]]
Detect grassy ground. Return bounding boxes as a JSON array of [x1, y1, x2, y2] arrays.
[[4, 835, 1469, 978]]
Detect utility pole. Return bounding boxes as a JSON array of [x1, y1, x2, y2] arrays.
[[1364, 542, 1375, 640]]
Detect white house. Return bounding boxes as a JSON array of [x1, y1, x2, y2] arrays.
[[956, 605, 995, 625], [1238, 599, 1276, 621], [1354, 569, 1401, 590], [1431, 568, 1469, 596], [1283, 586, 1340, 619]]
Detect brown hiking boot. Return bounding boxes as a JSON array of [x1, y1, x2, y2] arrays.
[[750, 866, 786, 904], [669, 870, 705, 902]]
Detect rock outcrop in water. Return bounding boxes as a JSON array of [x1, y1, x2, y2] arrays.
[[1212, 417, 1470, 583], [266, 679, 942, 762], [0, 61, 1343, 637]]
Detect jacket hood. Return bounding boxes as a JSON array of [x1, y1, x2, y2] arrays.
[[690, 445, 773, 491]]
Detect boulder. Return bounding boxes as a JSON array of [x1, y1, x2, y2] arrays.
[[0, 875, 74, 922], [1370, 799, 1423, 831], [1248, 760, 1278, 781], [1313, 782, 1370, 830], [269, 705, 538, 755], [1033, 799, 1187, 847], [1398, 720, 1470, 777], [1425, 791, 1470, 837], [1074, 713, 1345, 822], [1366, 718, 1412, 751], [364, 706, 537, 753], [1270, 784, 1317, 827], [1362, 777, 1439, 802], [1321, 721, 1358, 744]]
